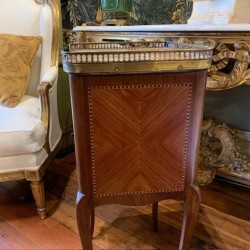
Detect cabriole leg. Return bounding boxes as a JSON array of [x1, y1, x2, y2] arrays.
[[76, 191, 94, 250], [179, 185, 201, 250]]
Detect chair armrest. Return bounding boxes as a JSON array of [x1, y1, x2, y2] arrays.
[[41, 66, 58, 85], [37, 66, 58, 153], [37, 82, 51, 153]]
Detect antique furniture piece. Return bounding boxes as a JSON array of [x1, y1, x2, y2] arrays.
[[62, 26, 214, 249], [73, 24, 250, 186], [0, 0, 62, 219]]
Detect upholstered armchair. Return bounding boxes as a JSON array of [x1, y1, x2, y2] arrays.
[[0, 0, 62, 219]]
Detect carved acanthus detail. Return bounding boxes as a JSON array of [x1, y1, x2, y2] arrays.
[[196, 118, 250, 185]]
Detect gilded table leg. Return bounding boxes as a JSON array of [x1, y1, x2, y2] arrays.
[[30, 180, 46, 219], [76, 191, 93, 250], [179, 185, 201, 250]]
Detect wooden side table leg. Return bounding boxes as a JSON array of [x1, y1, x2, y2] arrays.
[[152, 202, 158, 232], [91, 207, 95, 237], [76, 191, 93, 250], [179, 185, 201, 250]]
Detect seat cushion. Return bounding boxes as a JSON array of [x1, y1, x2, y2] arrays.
[[0, 95, 45, 157], [0, 148, 48, 172]]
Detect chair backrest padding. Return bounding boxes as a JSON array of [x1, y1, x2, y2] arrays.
[[0, 0, 54, 97]]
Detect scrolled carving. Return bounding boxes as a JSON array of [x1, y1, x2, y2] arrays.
[[197, 118, 250, 185], [202, 122, 235, 168], [177, 37, 250, 90], [196, 164, 216, 187], [228, 152, 250, 172]]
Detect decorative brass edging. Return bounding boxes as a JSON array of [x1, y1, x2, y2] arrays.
[[62, 40, 214, 74], [76, 30, 250, 90]]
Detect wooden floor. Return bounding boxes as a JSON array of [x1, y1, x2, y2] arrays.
[[0, 153, 249, 249]]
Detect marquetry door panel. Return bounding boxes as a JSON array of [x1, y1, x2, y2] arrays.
[[88, 83, 192, 197]]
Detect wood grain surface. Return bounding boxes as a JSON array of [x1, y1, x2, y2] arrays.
[[89, 84, 191, 196], [0, 153, 249, 249], [69, 71, 207, 249]]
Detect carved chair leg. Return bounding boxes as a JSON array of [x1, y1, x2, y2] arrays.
[[30, 180, 46, 219]]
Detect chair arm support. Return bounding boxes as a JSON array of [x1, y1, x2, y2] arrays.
[[38, 66, 59, 153], [37, 82, 51, 153]]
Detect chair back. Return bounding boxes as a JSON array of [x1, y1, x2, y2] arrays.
[[0, 0, 58, 97]]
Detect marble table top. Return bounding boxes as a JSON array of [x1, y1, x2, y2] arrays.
[[73, 24, 250, 33]]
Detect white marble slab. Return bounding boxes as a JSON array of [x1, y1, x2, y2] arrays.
[[73, 24, 250, 33]]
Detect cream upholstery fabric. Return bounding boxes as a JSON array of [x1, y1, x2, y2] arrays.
[[0, 95, 45, 157], [0, 0, 61, 153], [0, 0, 61, 220], [0, 149, 48, 172]]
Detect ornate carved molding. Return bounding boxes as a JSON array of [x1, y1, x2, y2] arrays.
[[0, 171, 26, 182], [176, 37, 250, 90], [196, 118, 250, 185], [208, 40, 250, 90]]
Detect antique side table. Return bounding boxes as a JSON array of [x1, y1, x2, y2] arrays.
[[62, 35, 214, 249]]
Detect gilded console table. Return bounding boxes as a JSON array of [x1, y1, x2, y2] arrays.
[[72, 24, 250, 186], [62, 34, 214, 249]]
